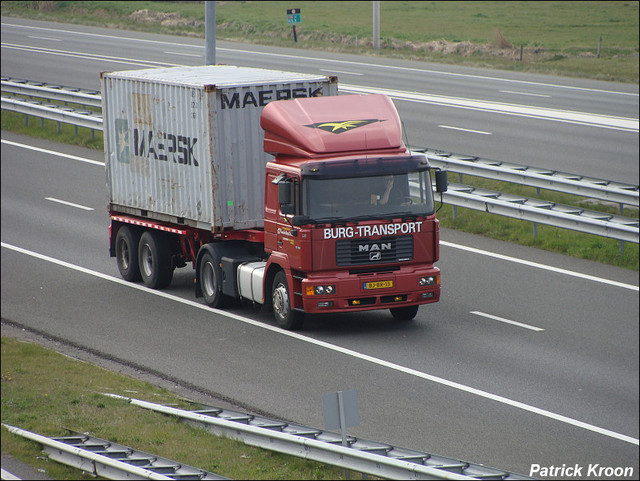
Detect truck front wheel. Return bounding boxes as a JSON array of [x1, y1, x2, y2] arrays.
[[138, 231, 174, 289], [390, 305, 419, 321], [115, 225, 141, 282], [272, 271, 303, 330]]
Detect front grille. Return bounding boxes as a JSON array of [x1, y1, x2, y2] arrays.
[[336, 235, 413, 266]]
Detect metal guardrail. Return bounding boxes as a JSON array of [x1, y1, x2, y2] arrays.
[[409, 180, 639, 243], [2, 77, 638, 245], [410, 147, 639, 208], [2, 424, 227, 480], [1, 95, 103, 129], [102, 394, 533, 480], [1, 78, 102, 107]]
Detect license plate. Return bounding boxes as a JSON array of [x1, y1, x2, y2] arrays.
[[363, 280, 393, 290]]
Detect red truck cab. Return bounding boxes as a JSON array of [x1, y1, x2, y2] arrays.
[[260, 94, 444, 328]]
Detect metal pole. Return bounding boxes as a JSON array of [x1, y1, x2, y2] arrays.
[[337, 391, 351, 480], [373, 1, 380, 49], [205, 1, 216, 65]]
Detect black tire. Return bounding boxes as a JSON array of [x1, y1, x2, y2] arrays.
[[138, 231, 174, 289], [115, 225, 141, 281], [199, 250, 230, 308], [271, 271, 304, 330], [390, 305, 419, 321]]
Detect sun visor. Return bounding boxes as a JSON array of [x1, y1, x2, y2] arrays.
[[261, 94, 404, 157]]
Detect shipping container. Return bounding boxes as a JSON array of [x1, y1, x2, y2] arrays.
[[102, 65, 338, 232]]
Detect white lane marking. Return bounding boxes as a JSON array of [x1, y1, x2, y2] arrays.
[[440, 240, 639, 292], [340, 84, 639, 132], [1, 139, 104, 166], [1, 241, 638, 446], [27, 35, 61, 41], [164, 51, 202, 58], [3, 22, 637, 97], [1, 43, 178, 68], [438, 125, 492, 135], [3, 140, 638, 292], [45, 197, 94, 211], [0, 468, 21, 480], [500, 90, 552, 98], [471, 311, 544, 331], [320, 69, 363, 76]]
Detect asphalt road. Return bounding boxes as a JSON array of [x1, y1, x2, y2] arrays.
[[1, 16, 639, 479], [2, 132, 638, 478]]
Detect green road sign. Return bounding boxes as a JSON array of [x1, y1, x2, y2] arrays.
[[286, 8, 301, 24]]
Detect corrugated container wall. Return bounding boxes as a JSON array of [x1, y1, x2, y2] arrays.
[[102, 66, 337, 231]]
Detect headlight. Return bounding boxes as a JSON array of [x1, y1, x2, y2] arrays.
[[419, 275, 439, 286], [306, 285, 336, 296]]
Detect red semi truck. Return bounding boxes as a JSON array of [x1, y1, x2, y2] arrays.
[[102, 65, 447, 329]]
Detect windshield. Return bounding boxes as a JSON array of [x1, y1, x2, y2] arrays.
[[302, 171, 435, 221]]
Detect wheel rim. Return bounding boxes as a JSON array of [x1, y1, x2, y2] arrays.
[[202, 260, 216, 297], [118, 239, 130, 270], [273, 282, 289, 320], [141, 244, 153, 277]]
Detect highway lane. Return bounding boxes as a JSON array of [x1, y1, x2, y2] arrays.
[[2, 134, 638, 477], [2, 17, 638, 184]]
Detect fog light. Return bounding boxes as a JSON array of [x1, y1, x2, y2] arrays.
[[318, 301, 334, 308], [421, 292, 434, 299]]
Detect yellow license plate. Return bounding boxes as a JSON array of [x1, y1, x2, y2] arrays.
[[363, 280, 393, 290]]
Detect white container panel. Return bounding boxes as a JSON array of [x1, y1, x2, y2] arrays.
[[102, 65, 337, 231]]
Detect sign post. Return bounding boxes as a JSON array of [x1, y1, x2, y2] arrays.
[[286, 8, 301, 42], [323, 389, 359, 479]]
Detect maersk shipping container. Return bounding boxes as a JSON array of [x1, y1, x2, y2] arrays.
[[102, 65, 338, 231]]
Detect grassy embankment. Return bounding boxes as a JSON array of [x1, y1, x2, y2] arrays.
[[1, 336, 361, 479]]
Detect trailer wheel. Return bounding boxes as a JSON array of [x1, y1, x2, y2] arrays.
[[390, 305, 419, 321], [115, 225, 141, 281], [138, 231, 174, 289], [199, 250, 230, 308], [272, 271, 303, 330]]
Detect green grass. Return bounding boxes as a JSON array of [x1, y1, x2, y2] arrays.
[[1, 336, 360, 480], [2, 108, 638, 270], [1, 1, 638, 83]]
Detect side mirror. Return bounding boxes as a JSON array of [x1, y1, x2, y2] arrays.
[[434, 170, 448, 193], [278, 181, 295, 215]]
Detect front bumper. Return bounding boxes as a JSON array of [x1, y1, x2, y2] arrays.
[[300, 265, 440, 314]]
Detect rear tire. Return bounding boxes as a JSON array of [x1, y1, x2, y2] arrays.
[[138, 231, 174, 289], [115, 225, 141, 281], [272, 271, 304, 330], [390, 305, 419, 321]]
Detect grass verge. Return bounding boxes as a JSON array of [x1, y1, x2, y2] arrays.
[[1, 335, 359, 480], [2, 110, 638, 270]]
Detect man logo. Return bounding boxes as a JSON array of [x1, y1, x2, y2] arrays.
[[370, 252, 382, 261], [305, 119, 383, 134]]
